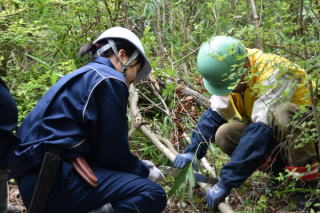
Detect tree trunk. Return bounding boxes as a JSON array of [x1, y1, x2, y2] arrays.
[[248, 0, 263, 49]]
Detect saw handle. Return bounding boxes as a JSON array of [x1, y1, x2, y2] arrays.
[[71, 157, 98, 188]]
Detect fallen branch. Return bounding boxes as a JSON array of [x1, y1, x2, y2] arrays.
[[129, 85, 176, 161], [128, 121, 149, 139], [200, 158, 217, 178], [177, 86, 210, 108], [156, 135, 178, 155], [129, 85, 234, 213]]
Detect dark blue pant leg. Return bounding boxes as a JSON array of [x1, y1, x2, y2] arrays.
[[18, 161, 167, 213]]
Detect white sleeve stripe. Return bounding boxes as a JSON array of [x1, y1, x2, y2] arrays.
[[82, 78, 105, 124], [84, 65, 105, 78], [82, 66, 129, 124]]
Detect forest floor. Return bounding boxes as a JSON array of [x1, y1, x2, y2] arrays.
[[8, 173, 319, 213], [8, 184, 25, 213]]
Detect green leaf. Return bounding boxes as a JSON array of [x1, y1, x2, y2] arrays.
[[25, 53, 50, 69], [168, 163, 191, 198], [187, 164, 195, 200], [209, 143, 216, 153], [50, 71, 58, 86]]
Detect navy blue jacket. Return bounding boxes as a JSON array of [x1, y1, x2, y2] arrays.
[[0, 79, 18, 169], [184, 108, 226, 159], [11, 57, 149, 178]]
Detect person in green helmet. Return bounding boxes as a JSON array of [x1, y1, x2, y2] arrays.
[[173, 36, 319, 210]]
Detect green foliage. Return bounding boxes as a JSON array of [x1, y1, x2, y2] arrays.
[[1, 0, 320, 211], [130, 130, 169, 166], [162, 82, 177, 97], [168, 162, 195, 200]]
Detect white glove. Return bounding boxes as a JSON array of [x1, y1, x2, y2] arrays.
[[148, 166, 165, 183], [142, 160, 155, 168], [142, 160, 165, 183]]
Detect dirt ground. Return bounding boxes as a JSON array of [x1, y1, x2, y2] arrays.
[[7, 184, 26, 213]]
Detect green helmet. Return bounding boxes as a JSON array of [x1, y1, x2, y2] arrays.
[[197, 36, 247, 96]]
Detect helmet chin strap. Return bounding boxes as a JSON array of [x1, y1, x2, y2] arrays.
[[93, 39, 139, 77], [107, 39, 139, 77], [95, 43, 111, 57]]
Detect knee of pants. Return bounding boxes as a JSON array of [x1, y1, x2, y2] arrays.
[[141, 182, 167, 212], [215, 122, 246, 156], [115, 180, 167, 213], [215, 124, 230, 148]]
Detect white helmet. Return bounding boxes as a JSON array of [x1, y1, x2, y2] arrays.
[[93, 27, 151, 82]]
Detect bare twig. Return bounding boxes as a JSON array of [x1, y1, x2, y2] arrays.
[[183, 134, 218, 179], [232, 189, 245, 208], [264, 43, 307, 60], [148, 75, 161, 92], [139, 105, 156, 113], [173, 48, 200, 65], [259, 0, 263, 24], [139, 90, 169, 116], [148, 82, 170, 115]]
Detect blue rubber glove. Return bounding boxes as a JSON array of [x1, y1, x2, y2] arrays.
[[172, 152, 198, 171], [206, 180, 230, 209]]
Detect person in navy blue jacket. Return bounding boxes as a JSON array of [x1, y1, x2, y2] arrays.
[[0, 78, 18, 213], [11, 27, 167, 213]]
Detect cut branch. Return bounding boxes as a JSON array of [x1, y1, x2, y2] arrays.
[[200, 158, 217, 178], [129, 85, 175, 161], [156, 135, 178, 155]]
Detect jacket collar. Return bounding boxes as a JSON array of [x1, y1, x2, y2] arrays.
[[91, 57, 127, 84], [93, 57, 115, 69]]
